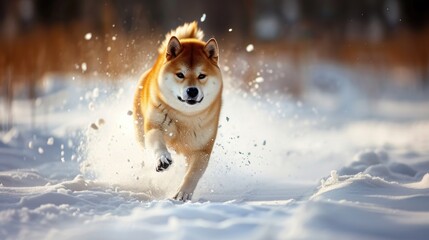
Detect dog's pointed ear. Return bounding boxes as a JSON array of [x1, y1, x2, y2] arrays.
[[204, 38, 219, 63], [166, 36, 182, 60]]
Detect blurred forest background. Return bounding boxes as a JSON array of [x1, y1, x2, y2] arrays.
[[1, 0, 429, 114]]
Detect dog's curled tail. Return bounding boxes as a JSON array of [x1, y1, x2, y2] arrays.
[[158, 21, 204, 53]]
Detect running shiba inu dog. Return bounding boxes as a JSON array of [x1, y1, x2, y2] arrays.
[[133, 22, 222, 201]]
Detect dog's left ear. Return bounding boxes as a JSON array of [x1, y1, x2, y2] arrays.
[[166, 36, 182, 61], [204, 38, 219, 63]]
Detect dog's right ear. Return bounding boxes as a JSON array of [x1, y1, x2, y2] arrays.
[[166, 36, 182, 61]]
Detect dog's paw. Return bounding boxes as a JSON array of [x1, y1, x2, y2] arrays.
[[173, 191, 193, 202], [156, 153, 172, 172]]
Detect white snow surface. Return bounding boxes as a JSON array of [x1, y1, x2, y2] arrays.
[[1, 67, 429, 239]]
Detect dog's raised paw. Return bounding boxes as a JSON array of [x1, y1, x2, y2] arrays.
[[156, 154, 172, 172]]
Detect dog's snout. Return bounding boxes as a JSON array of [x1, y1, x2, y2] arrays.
[[178, 87, 204, 105], [186, 87, 199, 98]]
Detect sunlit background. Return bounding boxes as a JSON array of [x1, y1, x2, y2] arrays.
[[1, 1, 428, 117]]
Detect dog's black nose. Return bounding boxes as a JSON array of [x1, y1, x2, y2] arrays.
[[186, 87, 199, 98]]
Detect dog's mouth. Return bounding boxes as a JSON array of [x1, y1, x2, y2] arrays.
[[177, 96, 204, 105]]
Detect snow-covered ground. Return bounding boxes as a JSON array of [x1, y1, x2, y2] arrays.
[[1, 63, 429, 239]]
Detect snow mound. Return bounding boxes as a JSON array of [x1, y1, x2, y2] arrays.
[[313, 148, 429, 213]]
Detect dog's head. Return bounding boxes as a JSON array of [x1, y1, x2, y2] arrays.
[[158, 36, 222, 114]]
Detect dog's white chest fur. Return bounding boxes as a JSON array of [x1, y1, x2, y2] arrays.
[[150, 108, 215, 152]]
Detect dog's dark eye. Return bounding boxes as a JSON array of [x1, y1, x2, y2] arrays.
[[176, 72, 185, 79], [198, 74, 206, 80]]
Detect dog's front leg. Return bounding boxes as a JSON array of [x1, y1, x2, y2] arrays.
[[145, 129, 172, 172], [173, 151, 210, 201]]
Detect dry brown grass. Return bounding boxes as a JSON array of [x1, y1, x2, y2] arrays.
[[1, 22, 428, 97]]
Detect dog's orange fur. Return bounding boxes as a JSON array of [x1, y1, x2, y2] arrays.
[[133, 22, 222, 201]]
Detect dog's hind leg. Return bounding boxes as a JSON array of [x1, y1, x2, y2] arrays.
[[133, 70, 150, 148], [133, 109, 145, 148], [173, 151, 210, 201]]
